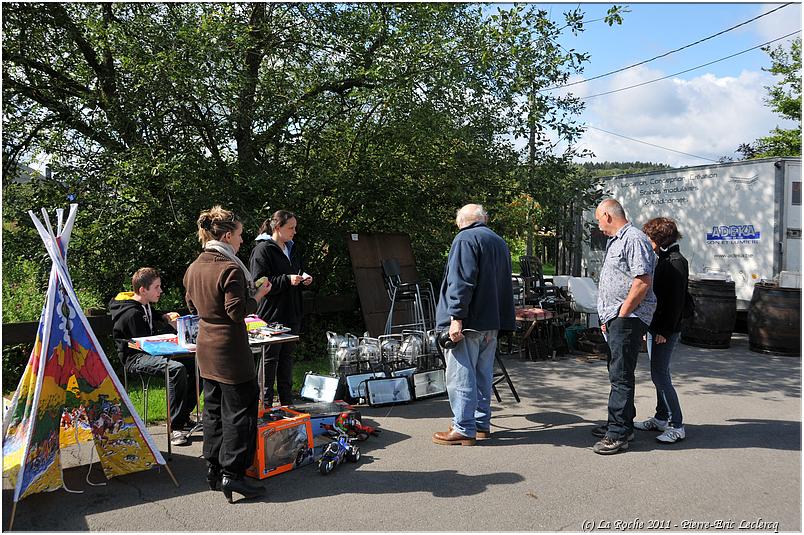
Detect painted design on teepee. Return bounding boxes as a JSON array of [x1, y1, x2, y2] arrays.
[[2, 204, 166, 504]]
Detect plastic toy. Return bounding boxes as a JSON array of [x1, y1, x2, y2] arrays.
[[318, 424, 361, 475], [333, 411, 380, 441]]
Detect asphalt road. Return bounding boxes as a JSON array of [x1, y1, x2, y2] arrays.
[[3, 333, 800, 532]]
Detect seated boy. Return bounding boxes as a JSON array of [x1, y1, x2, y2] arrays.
[[109, 267, 198, 446]]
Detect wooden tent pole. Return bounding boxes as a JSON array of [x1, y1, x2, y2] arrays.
[[163, 464, 179, 487], [9, 501, 17, 531]]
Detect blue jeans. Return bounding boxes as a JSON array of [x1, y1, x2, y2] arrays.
[[647, 332, 683, 427], [444, 330, 498, 437], [605, 317, 647, 440]]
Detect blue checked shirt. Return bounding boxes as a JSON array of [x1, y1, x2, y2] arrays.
[[597, 223, 657, 325]]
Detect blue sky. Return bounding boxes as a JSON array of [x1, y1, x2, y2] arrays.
[[526, 2, 802, 167]]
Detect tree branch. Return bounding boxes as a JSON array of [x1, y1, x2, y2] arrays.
[[44, 3, 141, 148], [2, 115, 60, 187], [233, 3, 267, 170], [2, 50, 95, 100], [4, 75, 127, 152]]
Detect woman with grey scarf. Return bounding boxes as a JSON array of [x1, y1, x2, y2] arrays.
[[183, 206, 271, 503]]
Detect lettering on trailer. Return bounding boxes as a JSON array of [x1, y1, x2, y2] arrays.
[[706, 224, 761, 243], [727, 174, 759, 189]]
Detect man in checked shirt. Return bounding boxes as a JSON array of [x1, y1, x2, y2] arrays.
[[591, 199, 657, 455]]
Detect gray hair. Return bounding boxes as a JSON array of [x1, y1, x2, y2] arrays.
[[597, 198, 626, 219], [456, 204, 488, 227]]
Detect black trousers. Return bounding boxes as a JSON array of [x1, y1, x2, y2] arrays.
[[126, 352, 198, 428], [262, 338, 297, 406], [202, 377, 259, 477]]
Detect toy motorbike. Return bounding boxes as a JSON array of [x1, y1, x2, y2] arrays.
[[318, 426, 361, 475]]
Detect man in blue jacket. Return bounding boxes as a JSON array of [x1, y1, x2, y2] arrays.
[[433, 204, 515, 446]]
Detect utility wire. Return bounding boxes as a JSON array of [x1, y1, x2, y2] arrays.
[[584, 125, 720, 163], [542, 3, 794, 92], [578, 31, 800, 100]]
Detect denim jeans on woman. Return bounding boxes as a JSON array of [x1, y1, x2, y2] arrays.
[[444, 330, 498, 437], [646, 331, 683, 428], [605, 317, 647, 440]]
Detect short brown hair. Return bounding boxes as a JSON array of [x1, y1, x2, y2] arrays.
[[132, 267, 161, 293], [197, 205, 240, 245], [642, 217, 681, 248]]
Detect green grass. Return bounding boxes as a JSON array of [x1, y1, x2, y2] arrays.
[[124, 356, 331, 425], [124, 375, 170, 424]]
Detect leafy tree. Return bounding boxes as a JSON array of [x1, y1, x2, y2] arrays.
[[732, 37, 801, 159], [3, 2, 623, 314], [580, 160, 672, 177]]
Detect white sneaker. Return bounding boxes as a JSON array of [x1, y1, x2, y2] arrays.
[[634, 417, 668, 432], [656, 426, 685, 443], [171, 430, 189, 446]]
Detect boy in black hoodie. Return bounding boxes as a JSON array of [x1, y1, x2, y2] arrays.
[[109, 267, 197, 446]]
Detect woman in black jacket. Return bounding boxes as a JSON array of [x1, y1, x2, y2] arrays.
[[635, 217, 688, 443], [249, 210, 312, 405]]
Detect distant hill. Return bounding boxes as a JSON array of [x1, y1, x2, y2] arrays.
[[579, 161, 673, 178]]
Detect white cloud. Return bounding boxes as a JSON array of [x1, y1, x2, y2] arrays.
[[574, 65, 797, 167], [753, 3, 802, 44]]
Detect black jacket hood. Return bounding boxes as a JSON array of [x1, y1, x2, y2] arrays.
[[108, 292, 144, 322]]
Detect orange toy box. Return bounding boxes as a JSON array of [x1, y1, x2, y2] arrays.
[[247, 406, 315, 480]]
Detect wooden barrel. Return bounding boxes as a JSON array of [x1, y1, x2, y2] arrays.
[[748, 282, 801, 356], [681, 279, 736, 349]]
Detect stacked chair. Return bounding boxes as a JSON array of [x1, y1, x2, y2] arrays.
[[381, 258, 436, 335]]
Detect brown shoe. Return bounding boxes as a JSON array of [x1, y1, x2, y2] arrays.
[[433, 429, 476, 446], [450, 425, 491, 440]]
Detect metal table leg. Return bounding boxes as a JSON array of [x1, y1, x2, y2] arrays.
[[259, 345, 265, 408], [165, 359, 172, 460], [184, 355, 203, 438]]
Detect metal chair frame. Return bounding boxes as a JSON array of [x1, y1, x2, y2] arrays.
[[382, 258, 436, 335], [122, 365, 154, 425]]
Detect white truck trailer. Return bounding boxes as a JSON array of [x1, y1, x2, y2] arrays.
[[581, 157, 801, 309]]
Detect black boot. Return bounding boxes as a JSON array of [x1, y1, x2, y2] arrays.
[[206, 464, 222, 491], [221, 474, 266, 504]]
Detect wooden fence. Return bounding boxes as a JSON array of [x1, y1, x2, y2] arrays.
[[2, 293, 358, 347]]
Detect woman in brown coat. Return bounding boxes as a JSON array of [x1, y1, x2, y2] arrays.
[[184, 206, 271, 503]]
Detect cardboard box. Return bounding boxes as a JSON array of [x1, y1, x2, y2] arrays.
[[176, 315, 199, 350], [289, 400, 361, 437], [246, 407, 314, 479]]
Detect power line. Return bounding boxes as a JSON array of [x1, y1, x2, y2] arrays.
[[578, 31, 801, 100], [542, 3, 794, 92], [584, 125, 721, 163]]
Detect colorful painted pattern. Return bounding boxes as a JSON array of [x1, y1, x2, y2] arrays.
[[2, 205, 165, 504]]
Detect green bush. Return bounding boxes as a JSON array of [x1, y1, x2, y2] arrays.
[[2, 344, 32, 393], [2, 256, 117, 392], [2, 258, 46, 324], [3, 257, 107, 324]]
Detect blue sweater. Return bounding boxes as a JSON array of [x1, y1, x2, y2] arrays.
[[435, 222, 516, 331]]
